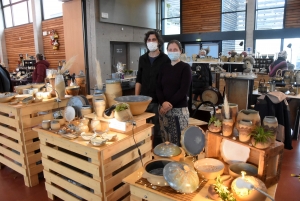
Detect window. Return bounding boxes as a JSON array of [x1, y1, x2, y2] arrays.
[[221, 0, 246, 32], [283, 38, 300, 69], [255, 39, 281, 57], [256, 0, 285, 30], [41, 0, 63, 20], [1, 0, 32, 28], [161, 0, 180, 35], [222, 40, 244, 56]]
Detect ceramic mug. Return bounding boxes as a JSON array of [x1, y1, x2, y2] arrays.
[[42, 120, 51, 129], [51, 120, 60, 130]]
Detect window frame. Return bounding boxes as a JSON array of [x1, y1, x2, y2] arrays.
[[161, 0, 181, 35], [1, 0, 32, 28], [40, 0, 63, 21]]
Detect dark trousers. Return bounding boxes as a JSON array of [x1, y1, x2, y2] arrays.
[[145, 103, 162, 148]]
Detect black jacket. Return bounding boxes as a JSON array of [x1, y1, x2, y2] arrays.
[[136, 51, 170, 103], [254, 94, 293, 150], [0, 65, 12, 93]]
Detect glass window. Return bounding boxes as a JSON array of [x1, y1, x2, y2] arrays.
[[161, 0, 180, 35], [42, 0, 63, 20], [222, 40, 244, 56], [221, 0, 246, 32], [255, 39, 281, 57], [1, 0, 31, 28], [12, 2, 28, 26], [3, 6, 12, 28], [256, 0, 285, 30], [283, 38, 300, 69]]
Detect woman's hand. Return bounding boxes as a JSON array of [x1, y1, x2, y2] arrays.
[[159, 102, 173, 115]]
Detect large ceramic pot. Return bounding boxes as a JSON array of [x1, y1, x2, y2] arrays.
[[153, 141, 184, 161], [236, 109, 261, 130], [105, 79, 122, 107], [142, 159, 172, 186]]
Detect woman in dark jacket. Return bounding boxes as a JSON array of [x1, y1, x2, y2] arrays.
[[269, 50, 288, 77], [32, 53, 49, 83]]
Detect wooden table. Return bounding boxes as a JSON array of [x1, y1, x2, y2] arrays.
[[34, 114, 154, 201], [123, 167, 277, 201], [0, 96, 93, 187]]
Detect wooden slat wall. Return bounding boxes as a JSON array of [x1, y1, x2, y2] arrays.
[[285, 0, 300, 28], [182, 0, 221, 34], [42, 17, 66, 69], [4, 24, 35, 72]]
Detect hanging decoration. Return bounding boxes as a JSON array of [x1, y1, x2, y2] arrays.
[[50, 29, 60, 50]]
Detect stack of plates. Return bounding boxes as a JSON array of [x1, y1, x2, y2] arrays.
[[66, 95, 90, 118]]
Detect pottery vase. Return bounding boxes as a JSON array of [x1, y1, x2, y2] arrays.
[[236, 109, 261, 130], [105, 79, 122, 107], [94, 99, 106, 118], [93, 89, 107, 109], [238, 120, 252, 142], [55, 74, 65, 99], [90, 116, 101, 132], [251, 138, 271, 149], [263, 116, 278, 143], [222, 119, 234, 137]]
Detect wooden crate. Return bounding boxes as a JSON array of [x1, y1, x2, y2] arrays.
[[34, 122, 153, 201], [205, 131, 284, 187], [0, 95, 92, 187]]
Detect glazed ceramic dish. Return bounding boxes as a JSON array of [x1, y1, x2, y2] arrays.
[[153, 141, 184, 161], [114, 95, 152, 115], [163, 161, 199, 194], [0, 93, 16, 103], [143, 159, 173, 186], [229, 162, 258, 178], [220, 139, 250, 164], [180, 126, 205, 156]]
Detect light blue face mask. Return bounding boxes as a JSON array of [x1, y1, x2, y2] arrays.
[[168, 52, 181, 61]]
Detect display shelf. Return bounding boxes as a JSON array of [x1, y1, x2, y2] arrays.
[[0, 95, 92, 187], [205, 131, 284, 188], [34, 122, 153, 201]]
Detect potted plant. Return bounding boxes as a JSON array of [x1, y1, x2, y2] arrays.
[[250, 126, 274, 149], [114, 103, 132, 122], [208, 116, 222, 133], [208, 176, 236, 201]]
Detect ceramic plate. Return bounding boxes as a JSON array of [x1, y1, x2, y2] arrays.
[[180, 126, 205, 156], [220, 139, 250, 164], [201, 87, 222, 105], [64, 106, 75, 123]]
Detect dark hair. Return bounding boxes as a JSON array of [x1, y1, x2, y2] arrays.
[[167, 40, 182, 51], [144, 30, 164, 50], [36, 53, 43, 61]]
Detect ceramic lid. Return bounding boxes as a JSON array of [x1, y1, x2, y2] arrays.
[[180, 126, 205, 156], [153, 141, 182, 157], [163, 161, 199, 194]]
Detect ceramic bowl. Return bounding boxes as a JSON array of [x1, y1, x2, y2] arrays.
[[65, 86, 80, 96], [114, 95, 152, 115], [228, 162, 258, 178], [143, 159, 173, 186], [153, 141, 184, 161], [0, 93, 16, 103], [90, 138, 107, 146], [80, 132, 95, 141], [194, 158, 224, 180], [15, 94, 32, 101]]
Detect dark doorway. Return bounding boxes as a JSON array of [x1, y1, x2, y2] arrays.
[[111, 42, 127, 73]]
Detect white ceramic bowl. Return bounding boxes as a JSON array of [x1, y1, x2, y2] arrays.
[[194, 158, 224, 180]]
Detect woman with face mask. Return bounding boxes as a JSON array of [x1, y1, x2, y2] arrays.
[[156, 40, 192, 145]]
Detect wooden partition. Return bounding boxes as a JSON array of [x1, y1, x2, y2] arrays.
[[4, 24, 35, 72], [42, 17, 66, 69], [285, 0, 300, 28], [182, 0, 221, 34]]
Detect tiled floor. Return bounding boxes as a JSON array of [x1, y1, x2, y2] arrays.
[[0, 140, 299, 201]]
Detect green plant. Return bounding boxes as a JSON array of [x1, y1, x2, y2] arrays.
[[115, 103, 129, 112], [209, 116, 222, 127], [250, 126, 274, 145], [213, 176, 236, 201]]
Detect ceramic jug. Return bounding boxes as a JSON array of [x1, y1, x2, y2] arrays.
[[263, 116, 278, 143], [236, 109, 261, 130]]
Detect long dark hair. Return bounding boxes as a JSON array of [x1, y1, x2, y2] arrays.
[[144, 30, 164, 50]]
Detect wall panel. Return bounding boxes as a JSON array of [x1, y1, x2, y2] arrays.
[[42, 17, 66, 69], [182, 0, 221, 34], [4, 24, 35, 72], [285, 0, 300, 28]]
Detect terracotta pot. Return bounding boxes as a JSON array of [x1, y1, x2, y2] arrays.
[[208, 124, 222, 133], [65, 86, 80, 96], [251, 138, 271, 149], [222, 118, 234, 137]]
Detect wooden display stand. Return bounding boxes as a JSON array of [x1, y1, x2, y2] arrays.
[[34, 114, 154, 201], [0, 95, 92, 187], [205, 131, 284, 187]]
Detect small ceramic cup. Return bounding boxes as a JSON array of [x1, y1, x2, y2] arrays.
[[23, 89, 29, 94], [42, 120, 51, 129], [51, 120, 60, 130]]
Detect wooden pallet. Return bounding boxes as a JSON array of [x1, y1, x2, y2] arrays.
[[34, 122, 153, 201], [0, 95, 92, 187], [205, 130, 284, 187]]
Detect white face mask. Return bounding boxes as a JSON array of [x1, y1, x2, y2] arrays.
[[168, 52, 181, 61], [147, 42, 158, 52]]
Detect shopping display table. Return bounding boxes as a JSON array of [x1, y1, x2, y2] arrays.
[[123, 167, 277, 201], [33, 115, 154, 201], [0, 95, 92, 187]]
